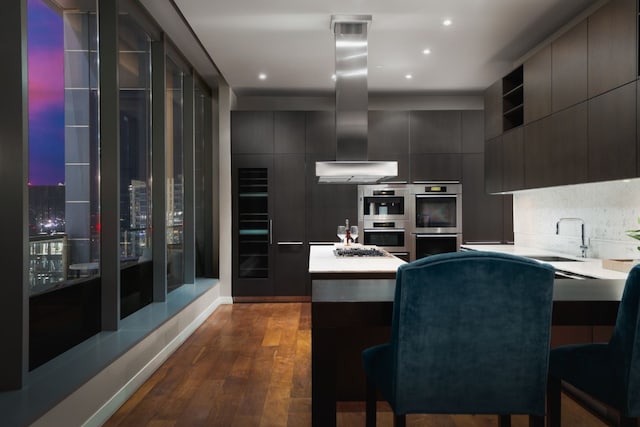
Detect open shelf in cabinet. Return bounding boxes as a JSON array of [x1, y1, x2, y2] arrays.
[[502, 65, 524, 131]]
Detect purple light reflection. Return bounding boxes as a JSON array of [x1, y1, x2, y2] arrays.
[[28, 0, 64, 185]]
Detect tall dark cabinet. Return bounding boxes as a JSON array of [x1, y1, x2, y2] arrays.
[[232, 112, 308, 299]]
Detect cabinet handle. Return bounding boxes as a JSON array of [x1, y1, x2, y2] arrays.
[[277, 241, 303, 245], [269, 220, 273, 245], [309, 241, 335, 245]]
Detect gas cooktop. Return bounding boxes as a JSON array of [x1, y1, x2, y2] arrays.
[[334, 247, 389, 257]]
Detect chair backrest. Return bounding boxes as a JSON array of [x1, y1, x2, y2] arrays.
[[609, 264, 640, 416], [389, 251, 555, 415]]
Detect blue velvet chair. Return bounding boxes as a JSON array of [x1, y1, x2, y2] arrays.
[[547, 264, 640, 427], [361, 251, 555, 427]]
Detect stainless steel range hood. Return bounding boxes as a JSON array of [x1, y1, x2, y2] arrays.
[[315, 15, 398, 184]]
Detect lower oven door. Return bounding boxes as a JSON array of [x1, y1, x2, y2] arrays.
[[414, 234, 461, 259]]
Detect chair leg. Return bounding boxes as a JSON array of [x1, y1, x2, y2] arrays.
[[393, 413, 406, 427], [547, 375, 562, 427], [498, 414, 511, 427], [365, 377, 377, 427], [529, 415, 544, 427]]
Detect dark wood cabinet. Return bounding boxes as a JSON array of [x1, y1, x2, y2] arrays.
[[410, 153, 462, 182], [409, 111, 462, 153], [231, 112, 274, 154], [524, 45, 552, 123], [551, 102, 588, 185], [232, 153, 309, 298], [552, 20, 588, 112], [587, 0, 637, 98], [503, 195, 514, 243], [524, 116, 552, 189], [462, 153, 505, 243], [462, 110, 484, 153], [484, 136, 503, 194], [305, 153, 357, 243], [305, 111, 335, 154], [484, 80, 503, 140], [275, 112, 305, 154], [588, 81, 637, 182], [502, 127, 524, 192], [368, 111, 410, 182], [273, 154, 308, 296]]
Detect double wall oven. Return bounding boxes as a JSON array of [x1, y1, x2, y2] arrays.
[[358, 182, 462, 261]]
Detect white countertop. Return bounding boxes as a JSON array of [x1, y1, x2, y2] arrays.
[[461, 244, 629, 280], [309, 244, 406, 274]]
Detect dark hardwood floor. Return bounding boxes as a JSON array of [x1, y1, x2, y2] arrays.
[[104, 303, 606, 427]]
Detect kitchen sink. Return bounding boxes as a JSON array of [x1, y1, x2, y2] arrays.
[[528, 255, 583, 262]]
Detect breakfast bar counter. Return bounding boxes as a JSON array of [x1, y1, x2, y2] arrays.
[[310, 245, 627, 426]]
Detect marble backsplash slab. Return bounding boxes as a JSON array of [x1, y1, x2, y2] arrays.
[[512, 179, 640, 260]]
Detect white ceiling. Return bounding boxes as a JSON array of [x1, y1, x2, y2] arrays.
[[174, 0, 603, 95]]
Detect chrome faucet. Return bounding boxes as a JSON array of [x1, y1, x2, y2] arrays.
[[556, 217, 588, 258]]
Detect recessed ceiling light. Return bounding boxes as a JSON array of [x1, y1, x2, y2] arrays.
[[423, 48, 431, 55], [331, 74, 337, 81], [405, 74, 413, 79], [258, 73, 267, 80], [443, 19, 452, 26]]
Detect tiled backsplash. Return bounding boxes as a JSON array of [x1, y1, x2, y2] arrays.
[[513, 179, 640, 259]]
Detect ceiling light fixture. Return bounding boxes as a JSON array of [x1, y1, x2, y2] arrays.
[[331, 74, 337, 81], [443, 19, 452, 26], [405, 74, 413, 79], [423, 48, 431, 55], [258, 73, 267, 80]]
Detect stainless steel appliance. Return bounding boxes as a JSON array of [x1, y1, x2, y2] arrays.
[[411, 182, 462, 259], [358, 184, 411, 260], [412, 182, 462, 234], [362, 220, 410, 261], [358, 182, 462, 261]]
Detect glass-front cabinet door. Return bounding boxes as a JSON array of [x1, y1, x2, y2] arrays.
[[232, 155, 274, 297]]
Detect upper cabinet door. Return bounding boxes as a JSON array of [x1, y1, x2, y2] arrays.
[[231, 111, 274, 154], [410, 111, 462, 153], [588, 0, 637, 98], [484, 80, 502, 140], [461, 110, 484, 154], [274, 112, 305, 154], [305, 111, 336, 155], [524, 45, 551, 124], [588, 81, 637, 182], [368, 111, 410, 182], [552, 20, 588, 112]]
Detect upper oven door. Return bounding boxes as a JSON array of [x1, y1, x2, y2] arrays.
[[414, 194, 461, 233]]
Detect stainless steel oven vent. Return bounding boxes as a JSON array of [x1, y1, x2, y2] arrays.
[[315, 15, 398, 184]]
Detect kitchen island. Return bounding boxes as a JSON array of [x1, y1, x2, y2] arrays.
[[310, 244, 626, 427]]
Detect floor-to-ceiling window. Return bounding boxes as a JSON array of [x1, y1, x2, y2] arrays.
[[166, 56, 184, 292], [27, 0, 100, 369], [118, 6, 153, 318], [194, 82, 212, 277]]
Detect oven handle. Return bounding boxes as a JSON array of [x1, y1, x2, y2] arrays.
[[414, 234, 459, 238], [415, 194, 457, 199], [364, 228, 406, 233]]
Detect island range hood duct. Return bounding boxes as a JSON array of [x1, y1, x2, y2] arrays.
[[316, 15, 398, 184]]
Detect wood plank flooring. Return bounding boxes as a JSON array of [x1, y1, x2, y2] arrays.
[[104, 303, 607, 427]]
